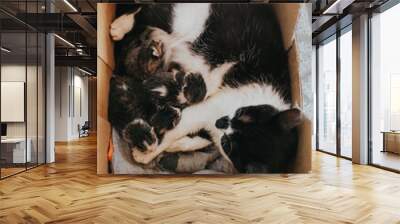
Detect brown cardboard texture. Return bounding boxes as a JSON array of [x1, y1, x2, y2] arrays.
[[273, 4, 312, 173], [97, 4, 115, 175]]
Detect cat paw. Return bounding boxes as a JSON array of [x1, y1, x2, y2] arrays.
[[132, 149, 157, 164], [181, 73, 207, 104], [150, 106, 181, 134], [123, 119, 158, 152], [110, 13, 135, 41]]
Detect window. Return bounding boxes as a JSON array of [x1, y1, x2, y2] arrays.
[[316, 25, 353, 159], [317, 36, 337, 154], [0, 1, 47, 179], [370, 3, 400, 171], [340, 29, 352, 158]]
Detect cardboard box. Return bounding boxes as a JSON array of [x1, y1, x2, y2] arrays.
[[97, 3, 115, 175], [97, 3, 311, 174], [274, 4, 312, 172]]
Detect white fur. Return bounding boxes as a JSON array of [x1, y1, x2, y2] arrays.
[[172, 3, 211, 42], [166, 136, 212, 153], [132, 83, 290, 164], [177, 91, 187, 104], [118, 83, 128, 91], [152, 86, 168, 97], [110, 8, 141, 41], [225, 127, 234, 135], [132, 118, 145, 125]]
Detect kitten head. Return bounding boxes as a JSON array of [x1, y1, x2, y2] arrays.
[[216, 105, 304, 173], [124, 28, 165, 78], [143, 72, 182, 107]]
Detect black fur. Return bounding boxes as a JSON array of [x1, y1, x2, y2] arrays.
[[191, 4, 291, 102], [216, 105, 303, 173], [182, 73, 207, 104]]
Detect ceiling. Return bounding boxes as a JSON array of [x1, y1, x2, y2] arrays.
[[0, 0, 395, 73], [0, 0, 97, 73], [311, 0, 391, 43]]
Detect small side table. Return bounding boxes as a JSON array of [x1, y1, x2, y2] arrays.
[[381, 131, 400, 154], [0, 138, 32, 164]]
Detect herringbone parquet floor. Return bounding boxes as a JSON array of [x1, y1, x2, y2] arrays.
[[1, 135, 400, 224]]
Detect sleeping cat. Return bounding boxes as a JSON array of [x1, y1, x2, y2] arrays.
[[111, 3, 303, 172], [216, 105, 303, 173]]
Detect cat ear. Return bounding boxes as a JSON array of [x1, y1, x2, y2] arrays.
[[237, 114, 253, 123], [276, 108, 304, 130], [234, 108, 254, 123], [151, 40, 163, 58]]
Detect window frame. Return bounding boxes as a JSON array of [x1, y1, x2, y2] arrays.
[[367, 0, 400, 173], [315, 24, 353, 160]]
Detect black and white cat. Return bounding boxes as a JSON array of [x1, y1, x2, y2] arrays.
[[216, 105, 303, 173], [110, 3, 303, 173]]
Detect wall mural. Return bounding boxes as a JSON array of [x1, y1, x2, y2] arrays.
[[97, 3, 312, 174]]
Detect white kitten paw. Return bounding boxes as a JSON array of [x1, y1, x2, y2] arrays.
[[132, 149, 157, 164], [143, 139, 158, 153], [110, 13, 135, 41]]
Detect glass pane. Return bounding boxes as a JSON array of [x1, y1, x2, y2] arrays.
[[340, 29, 352, 158], [38, 33, 45, 165], [371, 4, 400, 171], [1, 31, 27, 177], [27, 31, 38, 169], [318, 37, 337, 154], [312, 46, 317, 150]]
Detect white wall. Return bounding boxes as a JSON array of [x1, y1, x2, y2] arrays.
[[55, 67, 69, 141], [54, 67, 89, 141], [1, 63, 46, 164], [1, 65, 27, 140], [1, 65, 41, 138]]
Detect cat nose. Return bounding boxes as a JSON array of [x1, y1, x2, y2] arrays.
[[215, 116, 230, 129]]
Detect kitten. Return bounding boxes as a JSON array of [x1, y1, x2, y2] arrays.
[[216, 105, 303, 173], [109, 72, 181, 152]]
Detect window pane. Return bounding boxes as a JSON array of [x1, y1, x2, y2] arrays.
[[371, 3, 400, 171], [318, 37, 337, 154], [38, 33, 45, 165], [312, 46, 317, 150], [340, 29, 352, 158], [27, 31, 38, 169], [1, 31, 28, 177]]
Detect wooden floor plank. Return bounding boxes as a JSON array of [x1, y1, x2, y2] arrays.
[[1, 135, 400, 223]]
